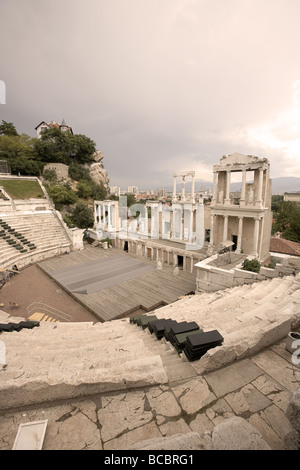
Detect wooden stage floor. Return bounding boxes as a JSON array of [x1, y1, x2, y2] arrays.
[[38, 244, 197, 322]]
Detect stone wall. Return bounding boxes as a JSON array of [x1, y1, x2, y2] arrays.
[[196, 255, 300, 293]]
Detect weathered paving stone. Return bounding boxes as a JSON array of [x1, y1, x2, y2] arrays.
[[0, 400, 102, 450], [171, 378, 216, 415], [251, 374, 285, 395], [44, 412, 101, 450], [129, 431, 212, 450], [248, 413, 285, 450], [204, 359, 263, 397], [224, 384, 272, 415], [146, 388, 181, 418], [159, 418, 191, 437], [189, 412, 214, 434], [259, 404, 297, 444], [211, 416, 271, 450], [97, 390, 153, 443], [211, 398, 234, 419], [251, 375, 291, 412], [104, 421, 161, 450], [252, 350, 300, 392]]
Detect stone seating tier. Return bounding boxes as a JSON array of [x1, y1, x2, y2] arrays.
[[0, 212, 71, 269], [0, 273, 299, 412]]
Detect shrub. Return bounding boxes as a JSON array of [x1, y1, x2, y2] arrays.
[[242, 258, 261, 273]]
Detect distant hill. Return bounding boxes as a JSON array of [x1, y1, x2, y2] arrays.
[[165, 177, 300, 195]]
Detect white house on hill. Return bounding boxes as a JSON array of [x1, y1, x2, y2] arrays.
[[35, 119, 73, 139]]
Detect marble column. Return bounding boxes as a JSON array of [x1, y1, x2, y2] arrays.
[[94, 203, 98, 227], [210, 214, 215, 246], [223, 215, 229, 242], [212, 171, 218, 205], [191, 174, 195, 203], [240, 169, 246, 206], [181, 176, 186, 202], [236, 216, 243, 253], [224, 170, 231, 205], [256, 169, 264, 207], [190, 256, 194, 273], [173, 175, 177, 202], [107, 204, 111, 228], [252, 217, 261, 257]]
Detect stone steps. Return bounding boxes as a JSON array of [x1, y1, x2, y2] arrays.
[[0, 355, 169, 410]]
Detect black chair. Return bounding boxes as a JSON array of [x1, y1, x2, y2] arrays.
[[183, 330, 224, 361]]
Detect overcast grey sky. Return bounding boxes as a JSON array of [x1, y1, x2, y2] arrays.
[[1, 0, 300, 189]]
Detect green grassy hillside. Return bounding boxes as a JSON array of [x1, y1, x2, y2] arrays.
[[0, 179, 45, 199]]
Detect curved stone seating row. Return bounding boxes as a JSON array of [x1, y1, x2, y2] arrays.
[[0, 273, 299, 411], [0, 315, 169, 410], [0, 211, 71, 269], [149, 273, 300, 373]]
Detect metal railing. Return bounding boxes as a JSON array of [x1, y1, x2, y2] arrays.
[[26, 302, 73, 322]]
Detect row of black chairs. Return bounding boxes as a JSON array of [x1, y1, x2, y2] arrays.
[[0, 320, 40, 333], [130, 314, 224, 361], [0, 219, 36, 253]]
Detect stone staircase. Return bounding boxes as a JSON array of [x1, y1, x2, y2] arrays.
[[0, 313, 195, 410], [0, 273, 299, 411], [151, 274, 300, 374]]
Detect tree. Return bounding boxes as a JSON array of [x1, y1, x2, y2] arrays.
[[0, 133, 41, 175], [76, 180, 93, 199], [0, 120, 18, 136], [70, 202, 94, 228], [68, 162, 91, 181], [70, 134, 96, 163], [272, 201, 300, 242], [242, 259, 261, 273], [46, 183, 78, 209], [271, 194, 284, 212], [33, 127, 96, 165]]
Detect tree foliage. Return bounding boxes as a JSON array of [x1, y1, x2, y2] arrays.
[[0, 121, 97, 176], [0, 132, 42, 175], [69, 202, 94, 229], [45, 183, 78, 209], [0, 120, 18, 136], [33, 127, 96, 165], [242, 259, 261, 273], [272, 201, 300, 242], [68, 162, 91, 181]]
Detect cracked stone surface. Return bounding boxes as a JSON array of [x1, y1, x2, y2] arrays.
[[97, 390, 153, 443], [172, 378, 216, 415], [146, 388, 181, 418], [224, 384, 272, 415], [0, 400, 102, 451], [0, 339, 299, 450]]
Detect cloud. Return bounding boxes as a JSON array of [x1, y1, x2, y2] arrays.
[[1, 0, 300, 188]]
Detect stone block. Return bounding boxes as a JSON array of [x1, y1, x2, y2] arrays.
[[286, 386, 300, 433], [275, 265, 296, 276], [129, 431, 211, 450], [260, 267, 277, 278], [287, 258, 300, 270], [205, 359, 263, 397], [234, 268, 258, 280], [211, 416, 271, 450]]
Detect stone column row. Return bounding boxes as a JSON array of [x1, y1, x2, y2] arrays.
[[210, 214, 261, 257], [173, 173, 195, 203], [212, 167, 264, 207]]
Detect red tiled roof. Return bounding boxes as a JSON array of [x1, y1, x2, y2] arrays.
[[270, 236, 300, 256]]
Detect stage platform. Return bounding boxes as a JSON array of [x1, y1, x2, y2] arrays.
[[38, 244, 197, 322]]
